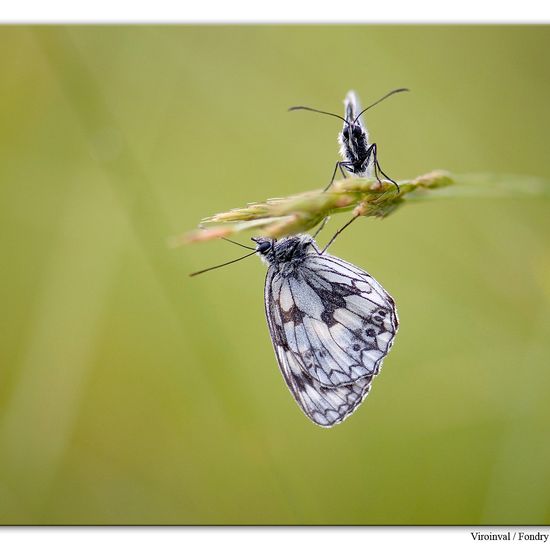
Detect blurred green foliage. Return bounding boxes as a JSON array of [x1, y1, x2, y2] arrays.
[[0, 25, 549, 525]]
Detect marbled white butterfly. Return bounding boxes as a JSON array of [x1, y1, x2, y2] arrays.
[[253, 234, 398, 427], [289, 88, 408, 192]]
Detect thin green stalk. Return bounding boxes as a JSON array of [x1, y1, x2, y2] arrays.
[[180, 170, 549, 244]]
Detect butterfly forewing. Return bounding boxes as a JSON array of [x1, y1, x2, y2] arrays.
[[263, 243, 398, 427], [344, 90, 359, 123]]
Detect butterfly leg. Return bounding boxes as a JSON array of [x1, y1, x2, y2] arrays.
[[339, 162, 351, 179], [368, 143, 400, 193], [323, 161, 341, 192], [316, 161, 355, 239], [317, 161, 348, 237], [319, 214, 359, 255], [323, 161, 350, 192], [312, 216, 330, 239]]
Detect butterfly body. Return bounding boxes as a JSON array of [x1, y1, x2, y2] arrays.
[[338, 91, 374, 178], [254, 235, 398, 427]]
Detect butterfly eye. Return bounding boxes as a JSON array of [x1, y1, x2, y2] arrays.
[[257, 241, 272, 254], [352, 125, 362, 137], [342, 128, 349, 139]]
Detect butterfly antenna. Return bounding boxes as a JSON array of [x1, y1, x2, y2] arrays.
[[288, 106, 349, 124], [320, 215, 359, 255], [221, 237, 255, 250], [190, 250, 257, 277], [353, 88, 410, 124]]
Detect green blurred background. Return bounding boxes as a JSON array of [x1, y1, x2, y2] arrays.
[[0, 25, 549, 525]]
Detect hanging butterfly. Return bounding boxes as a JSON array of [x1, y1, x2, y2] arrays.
[[191, 234, 398, 427]]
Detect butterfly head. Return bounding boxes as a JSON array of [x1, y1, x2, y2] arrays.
[[342, 123, 364, 141], [252, 237, 273, 253], [252, 235, 315, 265]]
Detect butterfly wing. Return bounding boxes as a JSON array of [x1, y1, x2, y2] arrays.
[[344, 90, 367, 132], [264, 251, 398, 427], [341, 90, 373, 177], [274, 340, 374, 427]]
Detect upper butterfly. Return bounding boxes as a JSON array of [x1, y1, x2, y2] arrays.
[[339, 90, 376, 180], [289, 88, 409, 192], [253, 234, 398, 427]]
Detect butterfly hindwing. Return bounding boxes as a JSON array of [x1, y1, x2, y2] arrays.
[[274, 342, 373, 427]]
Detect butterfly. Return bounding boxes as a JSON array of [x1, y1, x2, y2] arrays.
[[253, 234, 398, 427], [289, 88, 409, 192]]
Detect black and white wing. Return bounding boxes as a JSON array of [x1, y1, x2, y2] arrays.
[[344, 90, 360, 125], [344, 90, 368, 134], [264, 251, 398, 427], [343, 90, 373, 177]]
